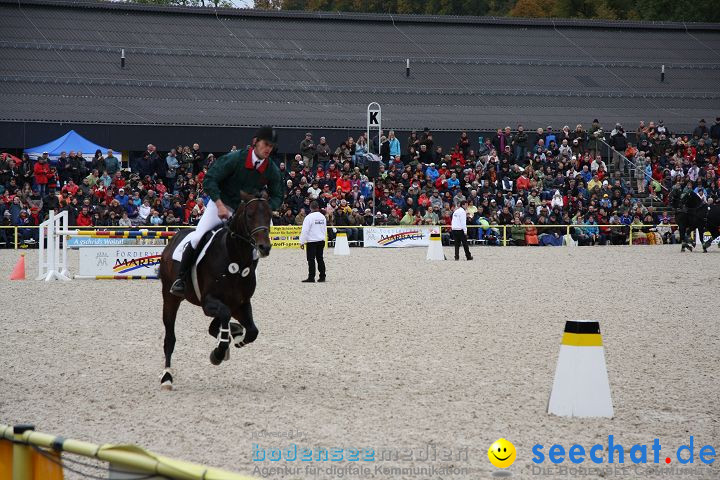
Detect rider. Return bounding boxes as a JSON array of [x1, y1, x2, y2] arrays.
[[680, 179, 696, 209], [670, 181, 684, 212], [170, 126, 284, 296]]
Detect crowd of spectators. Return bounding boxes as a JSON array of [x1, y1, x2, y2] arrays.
[[1, 117, 719, 248]]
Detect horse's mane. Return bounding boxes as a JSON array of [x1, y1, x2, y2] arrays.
[[238, 190, 268, 204]]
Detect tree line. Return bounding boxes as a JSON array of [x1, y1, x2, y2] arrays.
[[251, 0, 720, 22], [122, 0, 719, 23]]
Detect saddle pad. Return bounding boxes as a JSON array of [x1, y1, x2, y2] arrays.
[[191, 228, 224, 302]]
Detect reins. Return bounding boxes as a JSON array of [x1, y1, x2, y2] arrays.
[[226, 197, 270, 248]]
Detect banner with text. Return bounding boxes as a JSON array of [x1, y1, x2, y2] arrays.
[[68, 236, 143, 247], [363, 226, 434, 248], [78, 246, 165, 276], [271, 226, 303, 249]]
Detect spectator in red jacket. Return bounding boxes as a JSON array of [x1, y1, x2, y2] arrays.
[[336, 173, 351, 194], [62, 180, 79, 197], [76, 206, 93, 227], [516, 170, 531, 192], [450, 146, 465, 168], [327, 163, 341, 181], [33, 153, 52, 196]]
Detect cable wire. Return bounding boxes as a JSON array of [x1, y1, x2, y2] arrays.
[[389, 13, 490, 107], [15, 0, 154, 124], [550, 20, 681, 119]]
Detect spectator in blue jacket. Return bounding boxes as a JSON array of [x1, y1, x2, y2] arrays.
[[388, 130, 401, 158], [425, 163, 440, 182], [582, 216, 600, 245], [115, 188, 129, 207], [545, 126, 557, 146], [125, 201, 139, 221]]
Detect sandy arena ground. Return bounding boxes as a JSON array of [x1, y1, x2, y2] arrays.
[[1, 245, 718, 480]]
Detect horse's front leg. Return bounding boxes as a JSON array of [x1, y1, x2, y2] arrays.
[[203, 295, 232, 366], [233, 302, 259, 348]]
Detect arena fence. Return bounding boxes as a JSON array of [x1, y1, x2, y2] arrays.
[[0, 423, 255, 480], [328, 223, 680, 246], [0, 223, 682, 249]]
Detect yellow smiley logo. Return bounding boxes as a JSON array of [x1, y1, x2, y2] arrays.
[[488, 438, 516, 469]]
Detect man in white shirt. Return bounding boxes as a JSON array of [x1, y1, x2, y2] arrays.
[[300, 201, 327, 282], [451, 200, 473, 261], [307, 180, 321, 200]]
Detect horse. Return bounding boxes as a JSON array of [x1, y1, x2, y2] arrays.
[[672, 189, 707, 252], [158, 192, 272, 390], [701, 204, 720, 252]]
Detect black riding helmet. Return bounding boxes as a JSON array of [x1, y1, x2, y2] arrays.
[[254, 126, 278, 145]]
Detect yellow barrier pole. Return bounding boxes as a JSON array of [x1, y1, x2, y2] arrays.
[[502, 225, 507, 246], [0, 424, 255, 480], [629, 225, 633, 246], [14, 227, 18, 250], [12, 425, 34, 480]]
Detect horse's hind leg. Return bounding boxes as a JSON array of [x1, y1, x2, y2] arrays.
[[161, 292, 182, 390], [233, 302, 259, 348], [203, 295, 232, 366]]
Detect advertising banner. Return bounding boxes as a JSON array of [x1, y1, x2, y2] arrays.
[[67, 237, 142, 247], [78, 246, 165, 276], [363, 226, 434, 248], [271, 226, 303, 249]]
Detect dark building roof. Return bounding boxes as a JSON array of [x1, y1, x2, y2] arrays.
[[1, 0, 719, 143]]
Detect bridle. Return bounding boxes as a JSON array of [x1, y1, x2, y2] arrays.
[[227, 197, 270, 248]]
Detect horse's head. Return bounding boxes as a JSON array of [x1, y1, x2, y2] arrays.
[[230, 191, 272, 257]]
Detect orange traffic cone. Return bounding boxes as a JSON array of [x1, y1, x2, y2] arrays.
[[10, 253, 26, 280]]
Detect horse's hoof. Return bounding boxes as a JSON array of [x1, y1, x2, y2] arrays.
[[160, 369, 173, 390], [210, 350, 223, 366]]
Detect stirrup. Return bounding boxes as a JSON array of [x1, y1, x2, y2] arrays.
[[170, 278, 186, 296]]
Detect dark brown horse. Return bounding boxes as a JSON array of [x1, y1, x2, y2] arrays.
[[673, 189, 708, 252], [158, 192, 272, 390]]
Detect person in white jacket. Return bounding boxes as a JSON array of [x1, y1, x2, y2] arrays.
[[451, 200, 473, 261], [551, 190, 564, 209], [300, 201, 327, 282]]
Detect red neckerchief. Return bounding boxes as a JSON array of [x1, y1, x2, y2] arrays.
[[245, 149, 268, 174]]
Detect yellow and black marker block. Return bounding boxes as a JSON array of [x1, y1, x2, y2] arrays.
[[548, 320, 613, 418], [426, 230, 445, 261]]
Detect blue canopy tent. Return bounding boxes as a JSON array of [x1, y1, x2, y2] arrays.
[[25, 130, 119, 164]]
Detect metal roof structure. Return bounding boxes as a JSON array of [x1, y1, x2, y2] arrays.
[[1, 0, 719, 142]]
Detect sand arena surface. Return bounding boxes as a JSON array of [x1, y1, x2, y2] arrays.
[[0, 245, 718, 479]]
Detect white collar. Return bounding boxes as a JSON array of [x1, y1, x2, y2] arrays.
[[252, 149, 264, 166]]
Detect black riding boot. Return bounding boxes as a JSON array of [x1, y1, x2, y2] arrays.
[[170, 244, 197, 297]]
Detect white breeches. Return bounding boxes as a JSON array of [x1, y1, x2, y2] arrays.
[[172, 199, 234, 261]]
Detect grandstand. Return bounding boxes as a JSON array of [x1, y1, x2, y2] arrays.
[[1, 0, 719, 152]]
